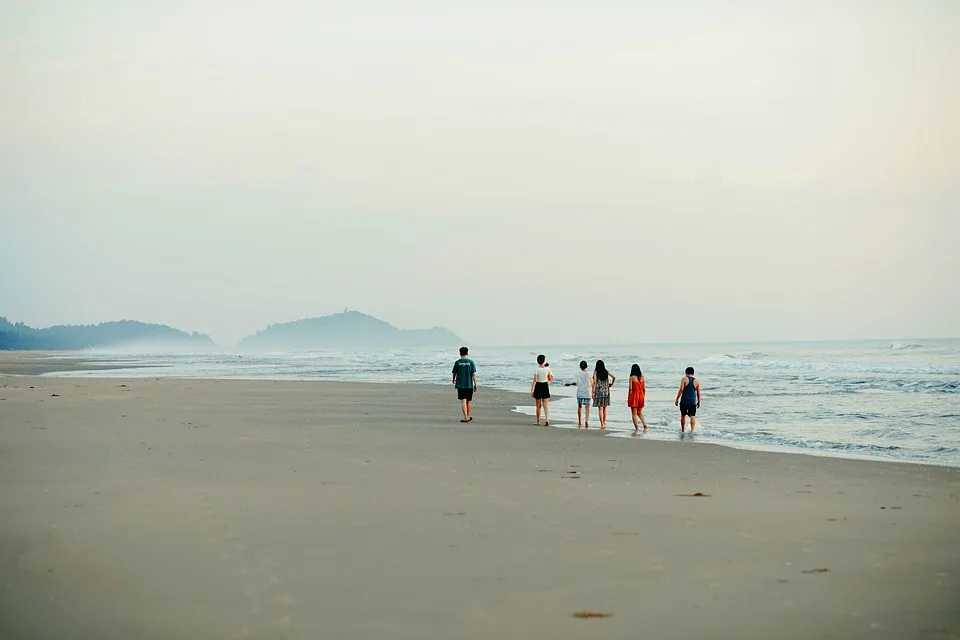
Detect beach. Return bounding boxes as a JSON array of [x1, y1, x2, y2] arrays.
[[0, 352, 147, 376], [1, 370, 959, 639]]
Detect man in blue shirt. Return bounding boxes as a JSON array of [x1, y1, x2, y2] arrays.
[[675, 366, 702, 432], [452, 346, 477, 423]]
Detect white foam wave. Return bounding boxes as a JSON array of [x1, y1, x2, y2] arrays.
[[887, 342, 924, 351]]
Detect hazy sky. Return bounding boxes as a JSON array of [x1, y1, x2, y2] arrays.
[[2, 0, 958, 346]]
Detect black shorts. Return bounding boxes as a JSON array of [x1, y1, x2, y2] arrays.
[[680, 402, 697, 417], [533, 382, 550, 399], [457, 388, 474, 401]]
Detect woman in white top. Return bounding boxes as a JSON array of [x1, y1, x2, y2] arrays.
[[530, 354, 554, 426]]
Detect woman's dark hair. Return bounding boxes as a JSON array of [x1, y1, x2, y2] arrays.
[[630, 364, 642, 378], [595, 359, 608, 381], [537, 354, 546, 365]]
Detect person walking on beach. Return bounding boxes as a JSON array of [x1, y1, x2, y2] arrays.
[[675, 366, 701, 432], [627, 364, 648, 432], [530, 354, 554, 426], [592, 360, 616, 429], [452, 347, 477, 423], [564, 360, 592, 428]]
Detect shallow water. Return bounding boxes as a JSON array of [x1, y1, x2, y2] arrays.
[[46, 339, 960, 466]]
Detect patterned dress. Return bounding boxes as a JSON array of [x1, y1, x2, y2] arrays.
[[593, 376, 611, 407]]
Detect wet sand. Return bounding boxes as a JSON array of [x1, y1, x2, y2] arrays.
[[0, 351, 145, 375], [1, 374, 958, 639]]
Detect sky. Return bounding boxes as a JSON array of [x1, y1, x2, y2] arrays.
[[1, 0, 958, 346]]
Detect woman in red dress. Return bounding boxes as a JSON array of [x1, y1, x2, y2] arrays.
[[627, 364, 648, 432]]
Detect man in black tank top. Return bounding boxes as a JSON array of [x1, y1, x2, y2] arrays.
[[675, 366, 701, 432]]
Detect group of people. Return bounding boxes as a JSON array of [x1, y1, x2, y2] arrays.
[[452, 347, 702, 432]]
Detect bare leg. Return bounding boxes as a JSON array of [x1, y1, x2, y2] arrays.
[[577, 404, 583, 427], [543, 398, 550, 426], [638, 408, 648, 430], [680, 414, 686, 432], [460, 399, 468, 421], [600, 406, 607, 429], [465, 400, 472, 422], [690, 415, 697, 432], [584, 404, 590, 428], [631, 407, 639, 431], [535, 399, 542, 425]]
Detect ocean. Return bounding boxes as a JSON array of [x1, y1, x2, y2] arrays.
[[44, 339, 960, 466]]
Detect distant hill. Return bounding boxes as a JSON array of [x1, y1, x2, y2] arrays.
[[239, 311, 463, 350], [0, 317, 216, 351]]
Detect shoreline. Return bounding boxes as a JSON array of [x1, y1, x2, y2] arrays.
[[6, 375, 959, 472], [513, 397, 960, 470], [0, 351, 151, 376], [2, 350, 957, 469], [1, 374, 953, 475]]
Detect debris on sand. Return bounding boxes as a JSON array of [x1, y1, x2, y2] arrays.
[[675, 492, 711, 497], [573, 612, 613, 619]]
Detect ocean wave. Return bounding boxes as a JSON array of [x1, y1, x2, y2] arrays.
[[708, 376, 960, 396], [699, 351, 768, 364], [710, 388, 850, 398], [888, 379, 960, 393], [701, 358, 960, 377], [701, 428, 905, 455], [887, 342, 924, 351], [931, 446, 960, 454], [822, 378, 960, 394]]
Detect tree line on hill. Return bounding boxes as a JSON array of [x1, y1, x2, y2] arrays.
[[237, 311, 462, 349], [0, 317, 214, 351], [1, 310, 464, 351]]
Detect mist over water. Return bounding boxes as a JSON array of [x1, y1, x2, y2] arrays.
[[48, 339, 960, 466]]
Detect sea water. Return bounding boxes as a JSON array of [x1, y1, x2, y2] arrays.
[[45, 339, 960, 466]]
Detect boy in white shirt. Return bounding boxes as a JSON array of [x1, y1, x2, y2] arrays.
[[564, 360, 592, 428]]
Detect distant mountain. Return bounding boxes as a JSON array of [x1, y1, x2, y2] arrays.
[[239, 311, 463, 350], [0, 317, 216, 351]]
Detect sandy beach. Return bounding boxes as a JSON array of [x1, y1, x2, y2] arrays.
[[1, 368, 959, 638], [0, 352, 146, 376]]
